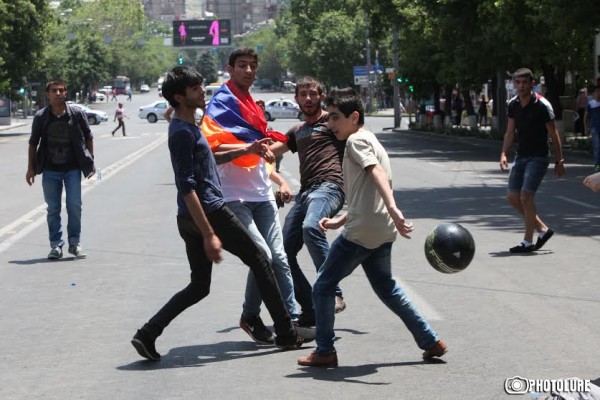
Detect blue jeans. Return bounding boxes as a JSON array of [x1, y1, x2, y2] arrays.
[[227, 200, 298, 320], [313, 236, 439, 354], [282, 182, 345, 318], [42, 169, 82, 248], [591, 127, 600, 165]]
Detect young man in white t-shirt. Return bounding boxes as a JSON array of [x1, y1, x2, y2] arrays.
[[297, 88, 446, 368]]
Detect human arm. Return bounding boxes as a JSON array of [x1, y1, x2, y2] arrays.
[[212, 138, 274, 164], [365, 163, 414, 239], [318, 213, 347, 234], [183, 191, 223, 262], [500, 118, 516, 171], [270, 170, 293, 203], [583, 172, 600, 192], [26, 144, 37, 185], [546, 120, 565, 178], [269, 141, 290, 157]]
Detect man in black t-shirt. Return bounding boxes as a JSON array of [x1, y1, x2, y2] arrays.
[[499, 68, 565, 253]]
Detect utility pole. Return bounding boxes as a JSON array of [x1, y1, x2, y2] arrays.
[[392, 25, 400, 128]]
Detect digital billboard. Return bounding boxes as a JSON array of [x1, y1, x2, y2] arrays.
[[173, 19, 231, 47]]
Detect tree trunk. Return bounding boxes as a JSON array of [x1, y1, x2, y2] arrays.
[[541, 64, 565, 120], [462, 89, 475, 116]]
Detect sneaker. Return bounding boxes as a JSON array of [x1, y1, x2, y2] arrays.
[[534, 229, 554, 250], [131, 329, 160, 361], [47, 246, 63, 260], [274, 332, 304, 350], [509, 242, 535, 253], [68, 244, 87, 259], [297, 351, 338, 368], [239, 314, 275, 345], [422, 340, 447, 360], [297, 312, 315, 327], [293, 322, 315, 343], [335, 295, 346, 313]]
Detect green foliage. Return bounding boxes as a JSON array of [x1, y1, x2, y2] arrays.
[[197, 53, 218, 84]]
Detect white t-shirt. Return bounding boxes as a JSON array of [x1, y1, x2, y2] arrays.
[[342, 129, 397, 249], [218, 159, 274, 202]]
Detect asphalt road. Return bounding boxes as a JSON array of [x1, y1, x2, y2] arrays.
[[1, 91, 599, 399]]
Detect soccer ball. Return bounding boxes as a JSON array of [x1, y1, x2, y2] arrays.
[[424, 223, 475, 273]]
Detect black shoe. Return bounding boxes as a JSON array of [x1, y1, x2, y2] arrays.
[[239, 314, 274, 345], [131, 329, 160, 361], [297, 312, 315, 327], [509, 243, 535, 253], [275, 332, 304, 351], [535, 229, 554, 250]]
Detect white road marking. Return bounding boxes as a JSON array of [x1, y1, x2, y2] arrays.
[[554, 195, 598, 210], [0, 135, 168, 255]]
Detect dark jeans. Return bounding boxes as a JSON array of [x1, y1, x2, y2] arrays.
[[143, 206, 294, 340]]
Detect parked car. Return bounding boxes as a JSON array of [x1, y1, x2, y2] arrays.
[[138, 100, 203, 123], [140, 84, 150, 93], [69, 103, 108, 125], [264, 99, 303, 121], [94, 92, 106, 102], [258, 78, 274, 90], [98, 86, 112, 96]]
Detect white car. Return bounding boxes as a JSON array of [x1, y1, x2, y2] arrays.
[[140, 84, 150, 93], [264, 99, 303, 121], [138, 100, 203, 123], [69, 103, 108, 125]]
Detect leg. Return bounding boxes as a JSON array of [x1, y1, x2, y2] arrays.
[[63, 169, 82, 247], [283, 193, 314, 317], [312, 236, 366, 355], [42, 171, 64, 248], [591, 127, 600, 166], [362, 243, 438, 350], [210, 207, 295, 340]]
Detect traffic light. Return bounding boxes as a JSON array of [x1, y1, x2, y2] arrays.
[[408, 85, 414, 93], [19, 87, 25, 94], [178, 53, 184, 65], [396, 76, 404, 83]]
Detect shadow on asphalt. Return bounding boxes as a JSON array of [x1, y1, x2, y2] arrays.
[[9, 257, 78, 265], [117, 340, 296, 370], [288, 359, 445, 385]]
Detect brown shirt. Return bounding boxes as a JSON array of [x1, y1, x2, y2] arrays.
[[285, 113, 345, 192]]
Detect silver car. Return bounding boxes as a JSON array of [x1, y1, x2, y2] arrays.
[[264, 99, 303, 121], [69, 103, 108, 125], [138, 100, 203, 123]]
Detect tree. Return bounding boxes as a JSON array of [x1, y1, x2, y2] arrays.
[[0, 0, 49, 96]]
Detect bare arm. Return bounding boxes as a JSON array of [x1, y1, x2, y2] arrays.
[[183, 191, 222, 262], [500, 118, 516, 171], [26, 144, 37, 185], [545, 120, 565, 177], [366, 164, 414, 239], [270, 170, 293, 203], [212, 138, 273, 164], [269, 141, 289, 157]]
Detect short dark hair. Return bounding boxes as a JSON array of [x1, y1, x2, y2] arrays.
[[513, 68, 534, 82], [46, 79, 67, 92], [228, 47, 258, 67], [324, 88, 364, 125], [161, 66, 204, 108], [295, 76, 324, 97]]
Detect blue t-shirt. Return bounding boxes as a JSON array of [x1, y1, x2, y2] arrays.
[[587, 99, 600, 131], [168, 118, 224, 216]]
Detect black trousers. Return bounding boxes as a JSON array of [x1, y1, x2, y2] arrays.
[[143, 206, 294, 339]]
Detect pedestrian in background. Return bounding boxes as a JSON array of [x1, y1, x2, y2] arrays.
[[297, 87, 446, 368], [111, 88, 117, 101], [111, 102, 128, 136], [584, 85, 600, 172], [478, 94, 489, 127], [25, 79, 95, 260], [500, 67, 565, 253], [576, 88, 588, 135]]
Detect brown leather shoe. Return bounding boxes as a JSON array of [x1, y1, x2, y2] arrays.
[[298, 351, 338, 368], [422, 340, 447, 359]]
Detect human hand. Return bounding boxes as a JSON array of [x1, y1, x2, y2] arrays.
[[389, 207, 413, 239], [204, 233, 223, 263], [26, 169, 35, 186], [318, 216, 344, 234], [583, 172, 600, 192], [500, 155, 509, 172]]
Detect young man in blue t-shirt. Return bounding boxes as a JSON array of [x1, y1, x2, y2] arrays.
[[131, 66, 303, 361]]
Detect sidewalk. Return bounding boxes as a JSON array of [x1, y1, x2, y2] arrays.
[[0, 120, 28, 132]]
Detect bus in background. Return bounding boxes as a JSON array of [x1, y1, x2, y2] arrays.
[[112, 76, 130, 95]]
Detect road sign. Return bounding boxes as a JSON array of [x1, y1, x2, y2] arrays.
[[172, 19, 231, 47], [354, 76, 369, 85]]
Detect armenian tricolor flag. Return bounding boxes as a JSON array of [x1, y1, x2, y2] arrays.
[[201, 81, 287, 168]]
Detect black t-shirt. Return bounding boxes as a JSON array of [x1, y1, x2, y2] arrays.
[[286, 113, 345, 192], [45, 113, 79, 171], [507, 93, 554, 157]]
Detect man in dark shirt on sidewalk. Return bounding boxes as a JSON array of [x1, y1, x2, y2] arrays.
[[131, 66, 302, 361], [500, 67, 565, 253]]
